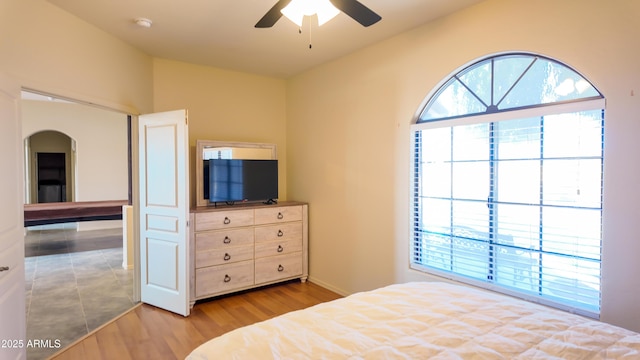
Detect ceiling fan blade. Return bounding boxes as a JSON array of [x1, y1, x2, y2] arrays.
[[329, 0, 381, 27], [255, 0, 293, 28]]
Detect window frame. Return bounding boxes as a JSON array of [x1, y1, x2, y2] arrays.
[[410, 53, 605, 318], [417, 53, 603, 123]]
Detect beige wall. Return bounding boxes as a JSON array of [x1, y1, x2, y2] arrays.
[[152, 59, 288, 206], [287, 0, 640, 332], [22, 100, 129, 230], [1, 0, 152, 232], [3, 0, 639, 335], [22, 101, 128, 200], [0, 0, 153, 114]]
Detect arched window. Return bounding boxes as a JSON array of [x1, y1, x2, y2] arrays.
[[411, 53, 604, 317]]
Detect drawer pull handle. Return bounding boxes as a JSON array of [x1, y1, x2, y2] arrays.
[[277, 245, 284, 253], [223, 253, 231, 261], [277, 264, 284, 272], [277, 212, 283, 220], [277, 230, 284, 237], [223, 217, 231, 225], [223, 236, 231, 244], [0, 266, 8, 272], [224, 274, 231, 283]]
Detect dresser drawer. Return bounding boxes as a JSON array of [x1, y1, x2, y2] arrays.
[[255, 222, 302, 243], [196, 244, 253, 268], [254, 253, 302, 284], [255, 239, 302, 258], [195, 260, 254, 298], [195, 228, 254, 251], [254, 205, 302, 225], [195, 209, 254, 231], [190, 202, 307, 301]]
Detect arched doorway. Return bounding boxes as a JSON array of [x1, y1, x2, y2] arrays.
[[25, 130, 75, 204]]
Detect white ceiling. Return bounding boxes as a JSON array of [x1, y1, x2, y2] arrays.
[[47, 0, 483, 78]]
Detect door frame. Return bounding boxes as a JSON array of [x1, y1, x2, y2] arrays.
[[1, 73, 27, 360], [21, 88, 142, 302]]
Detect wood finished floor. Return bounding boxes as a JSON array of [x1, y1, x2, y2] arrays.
[[50, 280, 342, 360]]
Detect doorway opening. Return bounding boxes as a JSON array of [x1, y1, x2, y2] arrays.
[[26, 129, 75, 204], [37, 152, 66, 203], [21, 90, 136, 359]]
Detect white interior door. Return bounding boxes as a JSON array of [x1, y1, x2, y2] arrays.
[[0, 74, 26, 359], [138, 109, 190, 316]]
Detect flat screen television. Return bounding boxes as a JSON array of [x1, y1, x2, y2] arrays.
[[208, 159, 278, 204]]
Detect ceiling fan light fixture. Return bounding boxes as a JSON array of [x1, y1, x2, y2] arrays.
[[316, 2, 340, 26], [281, 0, 340, 27]]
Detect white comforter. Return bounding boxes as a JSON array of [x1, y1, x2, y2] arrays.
[[187, 282, 640, 359]]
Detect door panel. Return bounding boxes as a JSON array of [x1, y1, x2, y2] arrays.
[[0, 74, 26, 359], [139, 110, 190, 316]]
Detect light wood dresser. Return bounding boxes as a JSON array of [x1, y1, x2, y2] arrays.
[[189, 201, 308, 304]]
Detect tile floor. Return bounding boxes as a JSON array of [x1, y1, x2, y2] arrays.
[[24, 224, 135, 360]]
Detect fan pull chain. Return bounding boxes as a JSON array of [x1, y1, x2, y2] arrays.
[[308, 20, 312, 49], [297, 19, 312, 49]]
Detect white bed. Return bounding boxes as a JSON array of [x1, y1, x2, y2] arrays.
[[187, 282, 640, 359]]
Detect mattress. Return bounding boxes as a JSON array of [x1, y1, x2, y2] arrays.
[[186, 282, 640, 359]]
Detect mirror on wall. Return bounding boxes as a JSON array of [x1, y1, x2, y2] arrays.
[[195, 140, 277, 207]]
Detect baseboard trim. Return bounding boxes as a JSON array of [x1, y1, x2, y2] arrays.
[[307, 276, 349, 297]]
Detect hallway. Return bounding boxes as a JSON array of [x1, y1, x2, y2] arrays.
[[24, 225, 135, 359]]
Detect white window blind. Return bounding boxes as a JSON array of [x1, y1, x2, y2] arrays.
[[411, 108, 604, 317]]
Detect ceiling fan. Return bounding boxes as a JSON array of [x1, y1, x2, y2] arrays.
[[255, 0, 381, 28]]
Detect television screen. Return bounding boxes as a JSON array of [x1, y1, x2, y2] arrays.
[[209, 159, 278, 204]]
